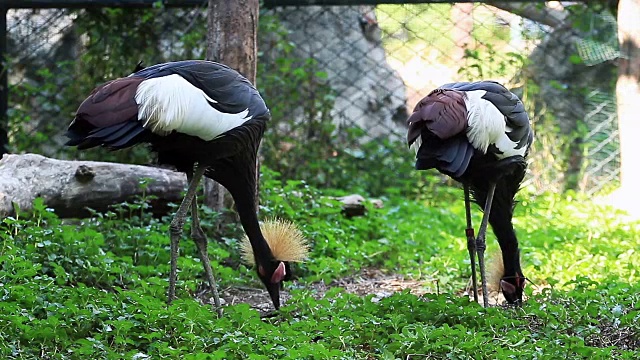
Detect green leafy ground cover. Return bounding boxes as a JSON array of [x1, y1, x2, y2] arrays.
[[1, 170, 638, 359]]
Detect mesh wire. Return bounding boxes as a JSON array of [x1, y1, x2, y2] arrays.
[[575, 11, 620, 66], [5, 2, 621, 194]]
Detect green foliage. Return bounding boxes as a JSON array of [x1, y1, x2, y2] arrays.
[[3, 6, 636, 356], [458, 46, 528, 81], [256, 15, 338, 188], [8, 66, 66, 154], [256, 12, 434, 195], [1, 178, 639, 358], [377, 4, 454, 61], [263, 127, 437, 196], [9, 8, 421, 196], [377, 4, 513, 63]]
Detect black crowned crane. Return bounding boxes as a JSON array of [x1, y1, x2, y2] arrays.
[[406, 81, 533, 307], [66, 60, 309, 314]]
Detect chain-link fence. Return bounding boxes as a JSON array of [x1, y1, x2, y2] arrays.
[[5, 1, 621, 195]]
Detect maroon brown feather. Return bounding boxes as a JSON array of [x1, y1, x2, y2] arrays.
[[75, 77, 145, 128], [406, 89, 468, 145]]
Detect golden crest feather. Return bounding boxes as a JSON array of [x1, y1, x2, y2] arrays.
[[240, 218, 309, 266], [486, 249, 504, 293]]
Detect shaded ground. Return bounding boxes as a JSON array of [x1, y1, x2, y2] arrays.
[[196, 268, 517, 312], [196, 268, 443, 314], [195, 268, 638, 351], [585, 324, 639, 351]]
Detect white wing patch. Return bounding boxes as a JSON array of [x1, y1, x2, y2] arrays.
[[464, 90, 526, 159], [410, 134, 422, 155], [135, 74, 251, 141]]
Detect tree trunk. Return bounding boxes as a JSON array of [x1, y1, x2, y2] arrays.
[[616, 0, 640, 193], [206, 0, 258, 83], [0, 154, 186, 219], [205, 0, 260, 218]]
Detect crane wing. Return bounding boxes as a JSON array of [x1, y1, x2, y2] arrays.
[[439, 81, 533, 152], [132, 60, 270, 121]]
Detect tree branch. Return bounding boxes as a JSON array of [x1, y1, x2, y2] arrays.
[[488, 2, 570, 28]]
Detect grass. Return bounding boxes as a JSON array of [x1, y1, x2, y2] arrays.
[[0, 170, 638, 359]]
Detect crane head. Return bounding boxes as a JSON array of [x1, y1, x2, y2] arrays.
[[256, 260, 289, 309], [500, 272, 526, 304], [240, 219, 309, 310]]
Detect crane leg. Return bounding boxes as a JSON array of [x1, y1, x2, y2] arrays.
[[464, 184, 478, 304], [167, 164, 207, 305], [189, 189, 223, 317], [476, 182, 496, 308]]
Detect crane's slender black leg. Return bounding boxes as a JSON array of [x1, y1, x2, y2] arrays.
[[168, 164, 207, 304], [464, 184, 478, 304], [188, 182, 223, 317], [476, 182, 496, 308]]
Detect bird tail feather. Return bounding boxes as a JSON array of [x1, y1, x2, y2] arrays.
[[415, 135, 474, 178], [485, 249, 504, 293]]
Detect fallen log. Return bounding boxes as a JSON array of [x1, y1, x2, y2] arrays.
[[0, 153, 187, 218], [0, 154, 386, 220]]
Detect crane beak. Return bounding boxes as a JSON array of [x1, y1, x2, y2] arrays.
[[268, 262, 287, 309], [266, 282, 281, 310], [259, 261, 286, 310]]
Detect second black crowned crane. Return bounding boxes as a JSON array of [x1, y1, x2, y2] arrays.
[[406, 81, 534, 307], [66, 60, 310, 315]]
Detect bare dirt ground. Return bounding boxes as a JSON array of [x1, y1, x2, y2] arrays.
[[195, 268, 638, 351], [196, 268, 449, 313], [196, 267, 524, 313]]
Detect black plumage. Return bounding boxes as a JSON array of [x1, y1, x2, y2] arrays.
[[407, 80, 533, 306], [66, 60, 304, 313]]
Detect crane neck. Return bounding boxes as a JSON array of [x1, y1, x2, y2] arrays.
[[489, 211, 522, 277], [208, 145, 273, 264], [207, 118, 272, 263], [233, 188, 273, 262]]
